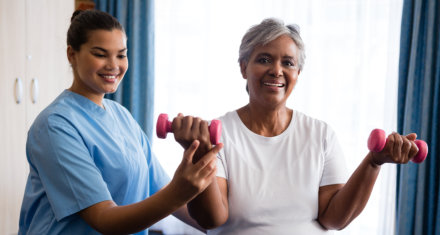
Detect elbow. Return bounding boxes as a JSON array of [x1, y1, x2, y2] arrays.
[[197, 216, 228, 230], [189, 211, 228, 230], [318, 216, 352, 231]]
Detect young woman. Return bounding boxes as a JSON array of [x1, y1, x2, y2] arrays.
[[18, 9, 221, 235]]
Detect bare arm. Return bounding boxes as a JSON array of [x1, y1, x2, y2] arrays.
[[318, 133, 419, 230], [187, 176, 229, 229], [171, 115, 229, 229], [172, 205, 206, 233], [79, 141, 222, 234]]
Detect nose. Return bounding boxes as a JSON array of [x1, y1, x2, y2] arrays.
[[105, 57, 119, 71], [269, 62, 283, 77]]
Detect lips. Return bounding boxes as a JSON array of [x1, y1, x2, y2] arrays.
[[263, 81, 285, 87], [100, 73, 118, 83]]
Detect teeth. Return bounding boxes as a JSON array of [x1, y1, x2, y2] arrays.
[[102, 75, 116, 79], [264, 82, 284, 87]]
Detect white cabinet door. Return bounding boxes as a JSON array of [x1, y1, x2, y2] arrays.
[[0, 0, 73, 233], [26, 0, 73, 127], [0, 0, 28, 233]]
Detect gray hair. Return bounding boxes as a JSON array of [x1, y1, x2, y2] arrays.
[[238, 18, 305, 71]]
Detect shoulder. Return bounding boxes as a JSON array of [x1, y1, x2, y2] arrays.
[[294, 111, 329, 128], [292, 110, 336, 137], [216, 110, 242, 134], [217, 110, 240, 126], [30, 91, 77, 131]]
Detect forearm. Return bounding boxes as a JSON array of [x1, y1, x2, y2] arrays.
[[83, 183, 189, 234], [173, 205, 206, 232], [319, 152, 381, 230], [188, 177, 228, 229]]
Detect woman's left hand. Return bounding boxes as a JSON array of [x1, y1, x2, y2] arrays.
[[370, 132, 419, 165]]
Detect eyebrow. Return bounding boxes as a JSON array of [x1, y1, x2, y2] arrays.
[[256, 53, 296, 61], [91, 47, 127, 53]]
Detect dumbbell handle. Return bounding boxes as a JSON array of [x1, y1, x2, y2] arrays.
[[367, 129, 428, 163], [156, 113, 222, 145]]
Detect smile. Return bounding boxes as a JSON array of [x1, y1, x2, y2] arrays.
[[100, 74, 119, 83], [101, 75, 117, 79], [263, 82, 284, 87]]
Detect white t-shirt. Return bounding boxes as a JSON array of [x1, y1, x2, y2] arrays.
[[209, 110, 348, 235]]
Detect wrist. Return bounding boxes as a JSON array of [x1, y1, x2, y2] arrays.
[[367, 152, 383, 168], [166, 181, 193, 206]]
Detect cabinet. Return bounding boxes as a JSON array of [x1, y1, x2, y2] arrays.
[[0, 0, 74, 233]]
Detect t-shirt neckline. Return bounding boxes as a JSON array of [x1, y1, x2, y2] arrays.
[[232, 110, 296, 142]]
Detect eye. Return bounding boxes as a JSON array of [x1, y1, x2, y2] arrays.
[[118, 54, 127, 59], [257, 56, 271, 64], [93, 53, 106, 58], [283, 60, 296, 68]]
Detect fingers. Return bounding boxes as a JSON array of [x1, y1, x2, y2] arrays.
[[173, 142, 222, 198], [401, 137, 412, 162], [172, 114, 183, 132], [406, 133, 417, 141], [408, 140, 419, 160], [386, 132, 418, 164], [195, 143, 223, 176], [182, 140, 199, 164], [393, 134, 405, 163], [200, 120, 210, 141], [172, 115, 212, 149]]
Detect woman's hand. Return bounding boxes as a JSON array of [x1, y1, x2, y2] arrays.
[[169, 140, 223, 203], [369, 132, 419, 166], [172, 114, 212, 162]]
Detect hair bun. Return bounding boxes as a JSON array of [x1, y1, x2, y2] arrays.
[[71, 10, 83, 22]]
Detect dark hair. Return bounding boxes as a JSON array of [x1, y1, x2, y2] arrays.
[[67, 9, 125, 51]]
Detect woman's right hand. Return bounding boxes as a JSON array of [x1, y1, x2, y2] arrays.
[[172, 114, 213, 163], [169, 140, 223, 203]]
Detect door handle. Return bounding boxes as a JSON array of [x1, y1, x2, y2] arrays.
[[14, 77, 23, 104]]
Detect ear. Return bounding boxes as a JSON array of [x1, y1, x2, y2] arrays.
[[67, 46, 76, 65], [240, 62, 247, 79], [297, 69, 301, 76]]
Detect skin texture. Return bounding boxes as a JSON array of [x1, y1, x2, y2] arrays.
[[185, 34, 420, 231], [67, 29, 223, 234], [67, 29, 128, 107]]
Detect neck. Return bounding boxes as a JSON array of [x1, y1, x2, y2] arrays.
[[69, 79, 105, 109], [237, 104, 292, 137]]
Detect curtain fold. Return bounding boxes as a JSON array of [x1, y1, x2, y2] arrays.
[[94, 0, 155, 140], [396, 0, 440, 234]]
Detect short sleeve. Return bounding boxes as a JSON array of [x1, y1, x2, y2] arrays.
[[320, 127, 349, 186], [27, 114, 112, 221]]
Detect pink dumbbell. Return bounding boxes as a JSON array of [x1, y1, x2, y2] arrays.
[[367, 129, 428, 163], [156, 113, 222, 145]]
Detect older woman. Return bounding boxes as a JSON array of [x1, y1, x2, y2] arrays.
[[185, 18, 419, 235]]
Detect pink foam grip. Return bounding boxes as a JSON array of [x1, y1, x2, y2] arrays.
[[367, 128, 428, 163], [156, 114, 172, 139], [412, 140, 428, 163], [209, 120, 222, 145], [368, 129, 387, 153], [156, 113, 222, 145]]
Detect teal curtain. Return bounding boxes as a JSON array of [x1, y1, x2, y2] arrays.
[[396, 0, 440, 234], [94, 0, 155, 140]]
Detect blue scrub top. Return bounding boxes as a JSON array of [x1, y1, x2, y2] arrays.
[[19, 90, 170, 234]]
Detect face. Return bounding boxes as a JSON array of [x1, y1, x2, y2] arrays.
[[68, 29, 128, 100], [241, 35, 301, 109]]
